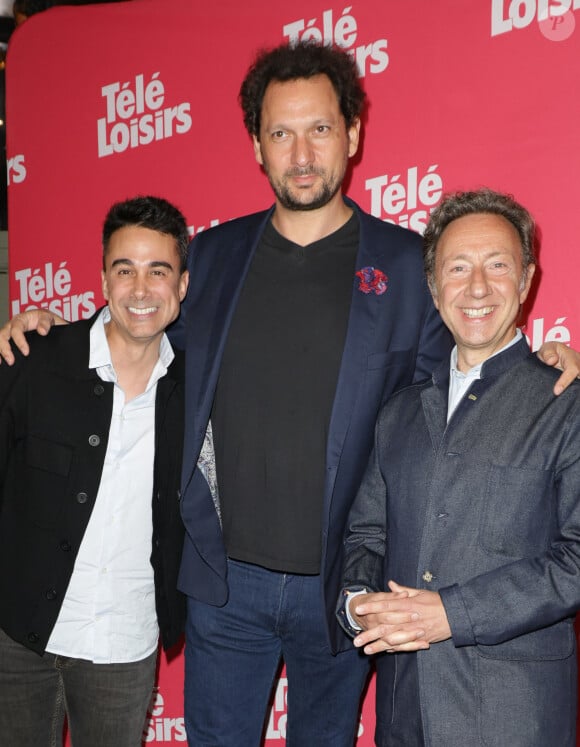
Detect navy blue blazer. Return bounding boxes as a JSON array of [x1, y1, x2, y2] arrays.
[[172, 199, 451, 652]]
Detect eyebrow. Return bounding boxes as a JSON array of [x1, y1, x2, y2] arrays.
[[444, 250, 511, 261], [110, 259, 175, 270]]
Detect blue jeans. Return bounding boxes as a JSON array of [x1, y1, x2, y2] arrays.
[[185, 559, 369, 747], [0, 627, 157, 747]]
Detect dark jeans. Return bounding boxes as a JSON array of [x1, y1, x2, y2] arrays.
[[0, 628, 157, 747], [184, 559, 370, 747]]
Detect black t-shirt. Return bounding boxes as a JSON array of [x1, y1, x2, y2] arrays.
[[211, 213, 359, 574]]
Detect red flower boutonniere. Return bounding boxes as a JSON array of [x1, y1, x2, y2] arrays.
[[356, 266, 388, 296]]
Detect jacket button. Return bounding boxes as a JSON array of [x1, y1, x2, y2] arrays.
[[60, 540, 72, 552], [422, 571, 434, 583], [93, 383, 105, 396], [88, 435, 100, 447], [45, 588, 57, 600], [27, 632, 39, 643], [76, 492, 88, 504]]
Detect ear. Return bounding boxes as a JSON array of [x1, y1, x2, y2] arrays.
[[519, 264, 536, 305], [347, 118, 361, 158], [427, 275, 439, 309], [101, 270, 109, 301], [178, 270, 189, 302], [252, 135, 263, 166]]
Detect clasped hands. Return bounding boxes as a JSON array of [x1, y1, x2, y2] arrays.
[[349, 580, 452, 655]]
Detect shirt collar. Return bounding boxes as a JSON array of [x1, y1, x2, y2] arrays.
[[449, 328, 523, 381], [89, 306, 174, 385]]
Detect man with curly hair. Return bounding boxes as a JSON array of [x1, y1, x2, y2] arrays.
[[175, 40, 451, 746]]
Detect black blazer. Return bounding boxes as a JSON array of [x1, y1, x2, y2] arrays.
[[0, 315, 185, 654]]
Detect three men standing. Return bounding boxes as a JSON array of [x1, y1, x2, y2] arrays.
[[2, 41, 580, 747]]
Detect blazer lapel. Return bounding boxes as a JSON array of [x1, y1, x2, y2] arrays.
[[181, 209, 273, 489], [326, 202, 389, 468]]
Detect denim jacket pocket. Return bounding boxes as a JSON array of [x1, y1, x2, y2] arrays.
[[479, 464, 554, 558], [476, 618, 575, 662]]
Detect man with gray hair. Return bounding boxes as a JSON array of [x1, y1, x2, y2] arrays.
[[339, 189, 580, 746]]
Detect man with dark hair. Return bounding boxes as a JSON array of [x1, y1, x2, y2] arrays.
[[339, 189, 580, 746], [239, 41, 365, 138], [0, 195, 188, 746], [168, 40, 452, 747]]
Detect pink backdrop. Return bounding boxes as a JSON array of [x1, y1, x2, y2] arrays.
[[6, 0, 580, 743]]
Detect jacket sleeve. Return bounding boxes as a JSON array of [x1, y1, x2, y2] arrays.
[[0, 342, 26, 506], [440, 395, 580, 647], [336, 424, 387, 634]]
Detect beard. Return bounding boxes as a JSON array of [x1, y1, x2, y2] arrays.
[[265, 165, 344, 212]]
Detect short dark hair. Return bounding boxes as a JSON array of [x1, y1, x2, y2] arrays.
[[239, 41, 365, 138], [102, 195, 189, 272], [423, 188, 536, 285]]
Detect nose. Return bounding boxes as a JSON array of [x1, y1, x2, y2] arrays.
[[131, 271, 150, 299], [467, 267, 491, 298], [292, 133, 314, 166]]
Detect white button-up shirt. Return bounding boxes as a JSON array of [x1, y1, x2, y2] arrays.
[[46, 307, 174, 663]]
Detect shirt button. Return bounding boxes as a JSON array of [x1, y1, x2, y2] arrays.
[[60, 540, 72, 552], [422, 571, 434, 583], [93, 383, 105, 396], [88, 434, 100, 447], [76, 492, 88, 504], [45, 588, 57, 601], [27, 632, 39, 643]]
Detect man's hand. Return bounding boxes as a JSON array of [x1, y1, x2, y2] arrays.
[[0, 310, 66, 365], [351, 580, 451, 654], [538, 342, 580, 395]]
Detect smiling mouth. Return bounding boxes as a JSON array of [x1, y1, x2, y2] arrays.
[[462, 307, 494, 318], [128, 307, 157, 315]]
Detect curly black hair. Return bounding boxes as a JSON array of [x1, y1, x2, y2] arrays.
[[239, 41, 365, 138]]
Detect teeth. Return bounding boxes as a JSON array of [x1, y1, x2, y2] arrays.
[[463, 307, 493, 318], [129, 307, 156, 315]]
